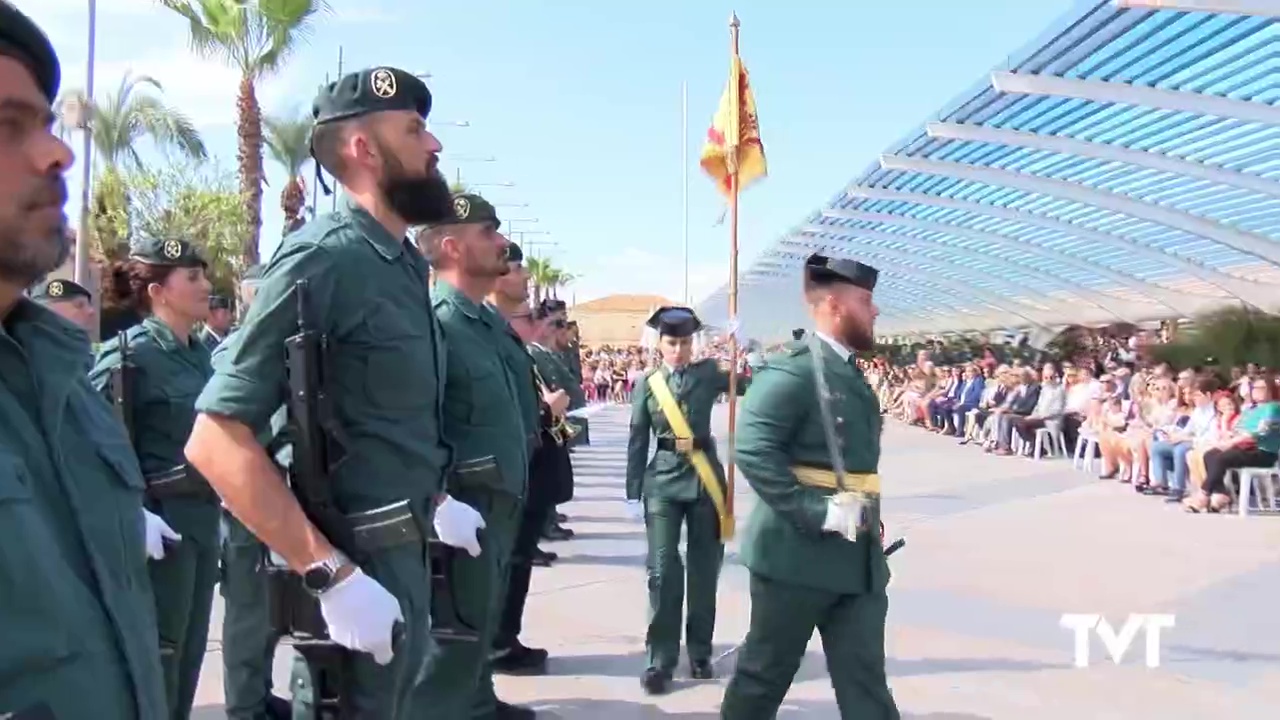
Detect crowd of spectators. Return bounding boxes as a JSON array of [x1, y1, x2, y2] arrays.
[[865, 342, 1280, 514], [577, 339, 752, 404]]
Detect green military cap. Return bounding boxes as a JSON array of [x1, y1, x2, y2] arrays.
[[0, 1, 60, 102], [312, 66, 431, 126], [31, 278, 91, 302], [129, 237, 207, 268], [804, 252, 878, 291], [647, 306, 702, 338], [209, 295, 232, 311], [449, 193, 501, 229], [504, 241, 524, 264]]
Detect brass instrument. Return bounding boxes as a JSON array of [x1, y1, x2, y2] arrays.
[[533, 365, 578, 445]]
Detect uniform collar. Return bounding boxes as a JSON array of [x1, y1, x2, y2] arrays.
[[813, 331, 852, 362], [343, 195, 406, 262], [142, 315, 199, 352], [1, 298, 93, 379], [434, 278, 484, 320]]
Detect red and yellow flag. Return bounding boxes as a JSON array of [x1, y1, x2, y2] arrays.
[[700, 54, 767, 197]]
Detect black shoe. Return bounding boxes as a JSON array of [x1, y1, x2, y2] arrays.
[[492, 643, 550, 675], [265, 695, 292, 719], [541, 526, 572, 542], [556, 512, 568, 523], [689, 659, 714, 680], [1164, 492, 1186, 503], [494, 700, 537, 719], [531, 548, 556, 567], [640, 666, 671, 695], [554, 524, 575, 538]]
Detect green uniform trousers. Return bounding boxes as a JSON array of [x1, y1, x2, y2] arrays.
[[290, 536, 434, 719], [220, 513, 283, 719], [419, 490, 523, 720], [720, 573, 899, 720], [150, 508, 221, 720], [645, 495, 724, 671]]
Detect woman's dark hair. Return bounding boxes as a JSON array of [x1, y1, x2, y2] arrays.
[[100, 259, 178, 316], [1196, 376, 1221, 395]]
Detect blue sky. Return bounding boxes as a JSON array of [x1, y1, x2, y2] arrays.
[[29, 0, 1079, 304]]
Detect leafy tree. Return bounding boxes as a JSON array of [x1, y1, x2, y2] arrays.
[[161, 0, 330, 266], [1150, 307, 1280, 373]]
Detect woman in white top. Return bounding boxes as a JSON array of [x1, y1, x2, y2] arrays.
[[1147, 377, 1217, 501]]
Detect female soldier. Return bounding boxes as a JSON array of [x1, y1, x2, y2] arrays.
[[90, 237, 216, 720]]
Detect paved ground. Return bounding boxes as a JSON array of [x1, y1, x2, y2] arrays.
[[193, 405, 1280, 718]]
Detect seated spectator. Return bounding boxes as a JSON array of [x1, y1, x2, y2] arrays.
[[1060, 365, 1097, 450], [928, 366, 964, 432], [1186, 391, 1242, 496], [1149, 377, 1218, 502], [978, 369, 1024, 449], [1130, 378, 1180, 490], [949, 364, 989, 440], [1004, 362, 1066, 455], [1185, 375, 1280, 513], [988, 367, 1041, 454], [1097, 395, 1136, 478]]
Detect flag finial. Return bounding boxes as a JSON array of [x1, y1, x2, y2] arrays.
[[730, 11, 740, 28]]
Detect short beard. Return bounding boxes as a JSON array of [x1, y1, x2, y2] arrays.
[[379, 149, 455, 226], [0, 224, 71, 287], [838, 316, 874, 353]]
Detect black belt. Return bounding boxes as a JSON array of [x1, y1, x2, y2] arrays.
[[345, 500, 424, 552], [656, 436, 710, 452], [145, 464, 218, 502]]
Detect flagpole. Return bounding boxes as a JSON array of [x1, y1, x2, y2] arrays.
[[682, 81, 690, 304], [724, 11, 742, 531]]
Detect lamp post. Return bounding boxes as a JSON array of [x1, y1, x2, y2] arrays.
[[73, 0, 98, 296]]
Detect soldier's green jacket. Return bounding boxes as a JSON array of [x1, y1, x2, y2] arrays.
[[626, 359, 744, 502], [560, 341, 583, 385], [196, 196, 452, 512], [736, 339, 889, 595], [530, 343, 585, 409], [434, 281, 528, 498], [90, 317, 217, 540], [0, 300, 166, 718], [484, 304, 541, 451]]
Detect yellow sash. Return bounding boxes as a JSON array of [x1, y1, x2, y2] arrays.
[[647, 371, 734, 541], [790, 466, 881, 494]]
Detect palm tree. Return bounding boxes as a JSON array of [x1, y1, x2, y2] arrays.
[[550, 270, 577, 301], [161, 0, 330, 266], [263, 112, 312, 230], [54, 72, 206, 260], [526, 256, 554, 306]]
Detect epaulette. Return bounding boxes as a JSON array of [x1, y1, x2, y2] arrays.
[[784, 340, 810, 358]]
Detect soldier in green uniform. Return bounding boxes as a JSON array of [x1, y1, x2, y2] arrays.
[[415, 194, 536, 719], [720, 254, 899, 719], [626, 306, 745, 695], [528, 311, 580, 539], [198, 294, 233, 351], [89, 237, 218, 720], [30, 277, 97, 335], [185, 67, 484, 718], [0, 5, 168, 715], [217, 269, 291, 720]]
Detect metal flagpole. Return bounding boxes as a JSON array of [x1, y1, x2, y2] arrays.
[[74, 0, 97, 290], [724, 12, 742, 533], [682, 81, 690, 305]]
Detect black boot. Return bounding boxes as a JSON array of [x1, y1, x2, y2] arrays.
[[492, 642, 549, 676], [494, 700, 536, 719], [640, 666, 671, 695], [689, 659, 714, 680]]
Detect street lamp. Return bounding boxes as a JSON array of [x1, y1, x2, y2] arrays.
[[469, 181, 516, 188], [74, 0, 98, 296]]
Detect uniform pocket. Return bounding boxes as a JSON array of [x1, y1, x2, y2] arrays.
[[362, 308, 437, 414], [0, 456, 81, 684]]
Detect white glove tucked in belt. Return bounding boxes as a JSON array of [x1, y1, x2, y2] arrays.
[[821, 494, 865, 543], [318, 568, 403, 665], [433, 495, 486, 557], [624, 499, 644, 522], [142, 509, 181, 560]]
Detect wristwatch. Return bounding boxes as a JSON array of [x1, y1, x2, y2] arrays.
[[301, 552, 351, 596]]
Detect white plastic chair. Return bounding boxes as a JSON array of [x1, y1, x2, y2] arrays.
[[1227, 462, 1280, 516], [1033, 427, 1066, 460], [1073, 432, 1098, 472]]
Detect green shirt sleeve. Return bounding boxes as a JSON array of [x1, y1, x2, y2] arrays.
[[735, 364, 829, 536], [195, 241, 339, 434], [626, 376, 652, 501]]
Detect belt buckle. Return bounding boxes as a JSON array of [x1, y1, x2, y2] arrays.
[[675, 437, 694, 453]]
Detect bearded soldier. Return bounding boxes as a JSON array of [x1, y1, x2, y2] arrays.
[[720, 254, 900, 719]]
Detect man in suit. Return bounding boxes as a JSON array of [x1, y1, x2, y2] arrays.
[[1006, 363, 1067, 454], [199, 295, 233, 351], [926, 367, 962, 431], [948, 365, 986, 437], [990, 367, 1041, 455]]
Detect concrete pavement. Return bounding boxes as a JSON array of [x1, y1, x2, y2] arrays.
[[192, 404, 1280, 718]]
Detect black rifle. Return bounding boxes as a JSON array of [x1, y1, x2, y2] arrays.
[[108, 331, 135, 442], [267, 279, 358, 719]]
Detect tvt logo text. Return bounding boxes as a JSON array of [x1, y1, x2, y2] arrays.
[[1059, 613, 1175, 668]]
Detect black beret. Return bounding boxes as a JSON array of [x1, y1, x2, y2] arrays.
[[505, 242, 524, 264], [646, 306, 702, 338], [446, 193, 501, 229], [0, 1, 59, 102], [31, 278, 91, 302], [130, 237, 207, 268], [804, 253, 878, 291], [313, 67, 431, 126]]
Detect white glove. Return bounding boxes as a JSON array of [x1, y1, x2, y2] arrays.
[[725, 318, 744, 344], [821, 494, 865, 543], [434, 495, 486, 557], [624, 499, 644, 522], [318, 568, 404, 665], [143, 509, 181, 560]]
